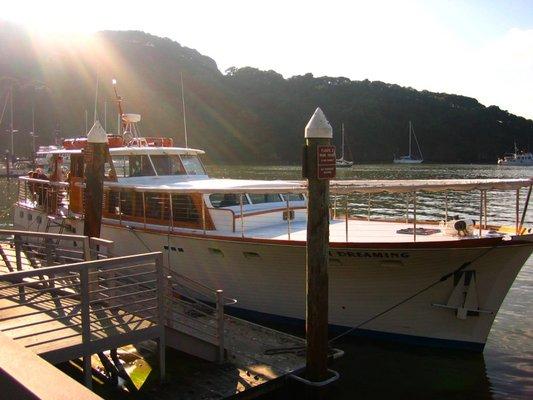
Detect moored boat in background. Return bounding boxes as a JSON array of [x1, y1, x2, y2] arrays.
[[394, 121, 423, 164], [498, 143, 533, 166]]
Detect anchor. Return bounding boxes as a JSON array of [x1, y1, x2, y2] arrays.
[[432, 270, 493, 319]]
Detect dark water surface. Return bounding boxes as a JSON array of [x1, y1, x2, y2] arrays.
[[1, 164, 531, 399]]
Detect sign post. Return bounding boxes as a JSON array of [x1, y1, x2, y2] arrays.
[[302, 108, 335, 392]]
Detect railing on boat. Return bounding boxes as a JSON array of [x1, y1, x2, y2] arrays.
[[18, 177, 69, 216], [17, 176, 533, 243]]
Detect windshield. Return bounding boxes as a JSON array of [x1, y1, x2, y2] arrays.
[[112, 155, 187, 177], [180, 155, 205, 175]]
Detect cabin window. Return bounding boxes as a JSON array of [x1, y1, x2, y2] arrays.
[[107, 190, 120, 214], [112, 156, 129, 178], [248, 193, 283, 204], [70, 155, 85, 178], [210, 194, 249, 208], [145, 192, 168, 220], [280, 193, 305, 202], [129, 155, 156, 177], [152, 155, 186, 175], [180, 155, 205, 175], [171, 195, 199, 222], [120, 191, 134, 216]]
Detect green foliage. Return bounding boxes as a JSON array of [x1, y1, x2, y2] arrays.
[[0, 21, 531, 164]]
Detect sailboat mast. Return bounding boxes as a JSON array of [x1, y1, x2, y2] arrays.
[[341, 123, 345, 159], [180, 73, 188, 148], [408, 121, 412, 158]]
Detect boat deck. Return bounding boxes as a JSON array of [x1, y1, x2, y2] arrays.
[[245, 218, 498, 243]]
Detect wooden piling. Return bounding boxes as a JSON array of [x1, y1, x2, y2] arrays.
[[83, 121, 108, 238], [302, 108, 334, 388]]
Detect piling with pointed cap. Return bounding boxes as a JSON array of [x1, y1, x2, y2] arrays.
[[83, 120, 108, 238], [303, 107, 335, 391]]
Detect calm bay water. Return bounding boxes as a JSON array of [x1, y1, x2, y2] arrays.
[[1, 164, 531, 399]]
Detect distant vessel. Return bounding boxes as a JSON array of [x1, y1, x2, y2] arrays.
[[336, 123, 353, 168], [497, 143, 533, 166], [394, 121, 423, 164]]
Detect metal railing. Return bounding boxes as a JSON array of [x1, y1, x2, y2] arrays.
[[0, 230, 114, 275], [0, 252, 164, 388], [164, 267, 236, 362]]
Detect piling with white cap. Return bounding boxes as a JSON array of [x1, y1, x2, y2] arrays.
[[83, 121, 109, 238], [302, 107, 336, 391]]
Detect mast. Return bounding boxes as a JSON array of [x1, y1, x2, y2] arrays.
[[10, 86, 15, 157], [180, 73, 188, 148], [408, 121, 412, 158], [412, 124, 423, 160], [112, 79, 125, 133], [341, 123, 345, 159]]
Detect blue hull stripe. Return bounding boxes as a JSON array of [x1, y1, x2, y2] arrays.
[[226, 306, 485, 352]]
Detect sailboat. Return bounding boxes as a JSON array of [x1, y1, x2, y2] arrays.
[[393, 121, 423, 164], [336, 123, 353, 167]]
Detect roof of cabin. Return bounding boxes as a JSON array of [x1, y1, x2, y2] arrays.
[[104, 177, 533, 194], [36, 146, 205, 156], [110, 147, 205, 156]]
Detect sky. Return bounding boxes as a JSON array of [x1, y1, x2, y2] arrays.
[[3, 0, 533, 119]]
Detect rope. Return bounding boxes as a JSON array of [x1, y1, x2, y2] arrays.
[[263, 244, 499, 355]]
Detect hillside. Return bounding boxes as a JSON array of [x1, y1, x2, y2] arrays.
[[0, 21, 532, 164]]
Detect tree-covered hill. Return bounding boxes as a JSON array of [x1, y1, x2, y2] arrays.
[[0, 21, 531, 164]]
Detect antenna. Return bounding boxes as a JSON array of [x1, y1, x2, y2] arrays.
[[112, 78, 125, 133], [180, 73, 188, 148], [93, 72, 99, 123]]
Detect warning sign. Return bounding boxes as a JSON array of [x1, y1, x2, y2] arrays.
[[317, 145, 336, 179]]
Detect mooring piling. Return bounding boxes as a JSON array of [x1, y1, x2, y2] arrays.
[[302, 108, 336, 392]]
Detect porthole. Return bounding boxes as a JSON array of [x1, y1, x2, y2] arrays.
[[36, 216, 42, 224], [19, 211, 24, 218], [243, 251, 260, 259], [209, 248, 224, 257], [27, 214, 33, 221]]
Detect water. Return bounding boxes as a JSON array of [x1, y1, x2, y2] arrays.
[[2, 164, 532, 399]]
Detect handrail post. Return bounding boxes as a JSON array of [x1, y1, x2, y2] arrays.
[[239, 194, 244, 239], [14, 234, 25, 302], [479, 190, 483, 238], [202, 196, 206, 235], [484, 190, 488, 228], [413, 191, 417, 243], [367, 193, 371, 221], [444, 192, 448, 221], [515, 189, 520, 235], [142, 192, 147, 229], [286, 194, 291, 240], [44, 238, 54, 267], [216, 289, 225, 363], [156, 253, 166, 383], [80, 266, 92, 389], [345, 197, 349, 242]]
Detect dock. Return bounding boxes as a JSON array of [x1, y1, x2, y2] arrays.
[[0, 229, 331, 398]]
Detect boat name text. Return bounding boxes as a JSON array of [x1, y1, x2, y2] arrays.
[[329, 250, 409, 259]]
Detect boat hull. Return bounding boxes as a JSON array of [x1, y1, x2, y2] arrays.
[[13, 206, 532, 351], [99, 223, 531, 351], [393, 159, 423, 164]]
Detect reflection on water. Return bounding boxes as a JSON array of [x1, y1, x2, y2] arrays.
[[1, 163, 531, 399]]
